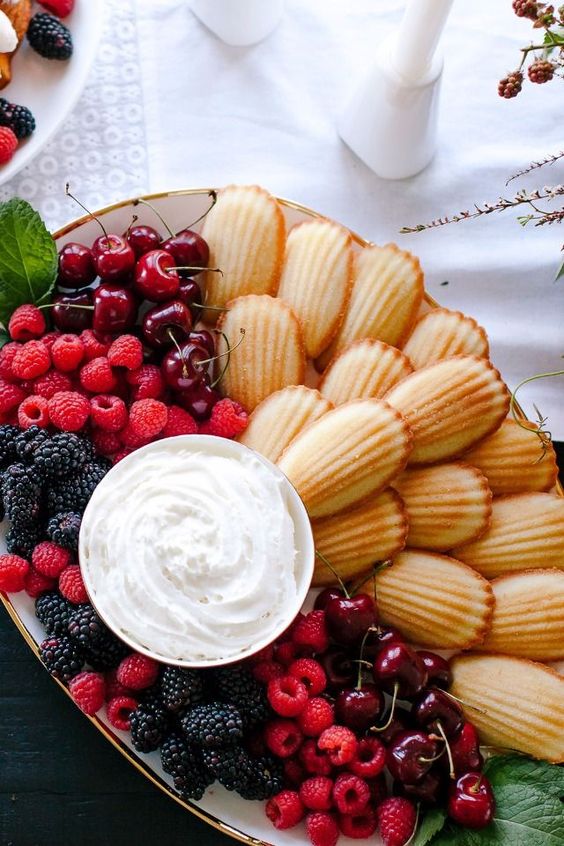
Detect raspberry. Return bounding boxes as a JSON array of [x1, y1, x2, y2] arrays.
[[8, 305, 46, 341], [33, 369, 72, 398], [12, 340, 50, 380], [348, 737, 386, 778], [119, 422, 153, 449], [332, 773, 370, 815], [266, 789, 305, 830], [126, 364, 164, 400], [162, 404, 198, 437], [289, 658, 327, 695], [377, 797, 417, 846], [338, 807, 378, 839], [0, 553, 29, 592], [275, 641, 299, 667], [107, 694, 138, 731], [113, 447, 133, 464], [299, 740, 333, 776], [40, 331, 61, 351], [38, 0, 75, 17], [51, 334, 85, 372], [268, 675, 309, 717], [512, 0, 539, 18], [104, 668, 132, 701], [91, 428, 122, 456], [90, 394, 127, 432], [58, 565, 88, 604], [199, 398, 248, 438], [32, 541, 72, 578], [264, 718, 303, 758], [292, 611, 329, 653], [318, 726, 358, 767], [305, 811, 339, 846], [17, 395, 49, 429], [116, 653, 160, 690], [297, 697, 335, 737], [0, 379, 26, 413], [0, 126, 17, 164], [528, 59, 555, 84], [498, 70, 523, 98], [24, 566, 56, 598], [68, 671, 105, 715], [107, 334, 143, 370], [80, 329, 111, 361], [283, 757, 306, 787], [252, 660, 285, 685], [128, 398, 168, 439], [0, 343, 21, 382], [299, 776, 334, 811], [48, 390, 90, 431], [80, 357, 117, 393]]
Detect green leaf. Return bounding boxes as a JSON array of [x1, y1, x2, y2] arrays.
[[412, 809, 447, 845], [556, 260, 564, 282], [429, 755, 564, 846], [0, 198, 57, 326], [0, 328, 9, 348]]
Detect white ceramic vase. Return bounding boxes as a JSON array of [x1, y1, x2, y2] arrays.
[[190, 0, 284, 46]]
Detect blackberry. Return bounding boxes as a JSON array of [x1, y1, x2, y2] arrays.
[[201, 746, 250, 792], [14, 426, 50, 463], [67, 603, 109, 648], [181, 703, 244, 748], [130, 700, 168, 753], [212, 665, 268, 728], [160, 666, 205, 713], [27, 13, 73, 60], [47, 460, 109, 515], [47, 511, 81, 552], [39, 636, 84, 681], [237, 755, 284, 801], [498, 70, 523, 99], [0, 424, 20, 468], [160, 733, 214, 800], [34, 432, 93, 480], [35, 592, 72, 636], [0, 100, 36, 140], [528, 59, 555, 84], [2, 463, 43, 527], [83, 633, 129, 672], [5, 523, 43, 559]]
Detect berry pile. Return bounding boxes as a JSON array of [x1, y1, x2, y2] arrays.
[[247, 585, 495, 846]]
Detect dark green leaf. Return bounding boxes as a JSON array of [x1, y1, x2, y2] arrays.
[[555, 260, 564, 282], [0, 198, 57, 326], [0, 328, 9, 348], [412, 808, 447, 845]]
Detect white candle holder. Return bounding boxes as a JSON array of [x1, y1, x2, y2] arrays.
[[190, 0, 284, 47]]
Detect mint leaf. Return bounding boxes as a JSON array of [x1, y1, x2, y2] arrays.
[[412, 809, 447, 845], [0, 198, 57, 326], [429, 755, 564, 845]]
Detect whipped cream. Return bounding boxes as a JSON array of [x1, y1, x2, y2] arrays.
[[79, 436, 313, 665], [0, 11, 18, 54]]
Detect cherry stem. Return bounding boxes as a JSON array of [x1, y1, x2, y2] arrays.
[[419, 748, 446, 764], [350, 559, 392, 597], [209, 330, 237, 389], [134, 198, 174, 238], [167, 328, 188, 377], [38, 303, 94, 311], [371, 682, 399, 733], [65, 184, 108, 240], [193, 303, 229, 312], [198, 327, 245, 367], [168, 266, 223, 276], [180, 189, 218, 231], [356, 625, 380, 689], [469, 774, 483, 795], [314, 550, 349, 598], [403, 804, 420, 846], [125, 214, 139, 239], [436, 721, 456, 780], [442, 689, 488, 717]]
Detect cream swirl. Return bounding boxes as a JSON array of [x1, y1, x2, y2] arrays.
[[79, 436, 313, 665]]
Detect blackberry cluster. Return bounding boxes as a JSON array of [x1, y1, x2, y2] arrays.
[[0, 99, 36, 140], [6, 523, 43, 559], [202, 747, 282, 798], [14, 426, 50, 462], [0, 425, 19, 468], [47, 460, 110, 514], [181, 703, 244, 748], [35, 592, 72, 637], [34, 432, 94, 480], [39, 636, 85, 682], [160, 733, 214, 801], [47, 512, 81, 552], [67, 604, 109, 648], [212, 665, 269, 728], [82, 632, 129, 672], [2, 464, 42, 527], [27, 13, 73, 61], [130, 697, 169, 754], [160, 666, 205, 713]]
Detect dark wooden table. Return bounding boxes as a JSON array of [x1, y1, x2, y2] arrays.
[[2, 443, 563, 846]]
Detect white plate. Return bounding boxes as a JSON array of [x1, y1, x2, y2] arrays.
[[0, 0, 103, 185]]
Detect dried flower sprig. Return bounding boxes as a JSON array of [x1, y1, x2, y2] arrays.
[[506, 150, 564, 184], [498, 2, 564, 98], [510, 369, 564, 460]]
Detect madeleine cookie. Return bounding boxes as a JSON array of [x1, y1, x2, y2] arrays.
[[316, 244, 424, 370], [384, 355, 510, 464], [277, 399, 412, 518], [392, 462, 492, 550], [450, 653, 564, 763], [218, 295, 305, 412], [0, 0, 31, 89], [237, 386, 332, 463], [319, 340, 413, 405], [361, 550, 494, 649], [276, 219, 352, 358], [453, 492, 564, 578], [478, 569, 564, 661], [463, 418, 558, 495], [201, 185, 285, 319], [312, 489, 408, 586], [402, 308, 489, 369]]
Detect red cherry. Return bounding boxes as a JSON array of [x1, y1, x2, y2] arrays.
[[386, 730, 440, 785], [325, 594, 376, 645], [396, 766, 446, 806], [93, 284, 137, 335], [142, 301, 192, 348], [178, 278, 202, 308], [334, 685, 384, 732], [92, 234, 135, 283], [176, 380, 221, 420], [446, 722, 484, 776], [126, 224, 161, 258], [134, 249, 180, 302], [412, 688, 463, 739], [188, 330, 215, 357], [162, 229, 209, 275], [161, 340, 209, 392], [448, 772, 495, 829], [319, 647, 357, 690], [373, 642, 428, 698], [57, 242, 96, 288], [52, 291, 93, 332], [377, 705, 413, 744], [314, 587, 345, 611], [417, 651, 453, 689], [362, 626, 404, 661]]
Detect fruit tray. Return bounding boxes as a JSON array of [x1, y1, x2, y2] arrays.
[[1, 188, 563, 846]]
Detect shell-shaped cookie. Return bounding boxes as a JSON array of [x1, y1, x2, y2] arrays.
[[201, 185, 285, 318], [450, 653, 564, 763], [391, 462, 492, 550], [319, 340, 413, 406], [312, 489, 408, 586], [217, 295, 305, 412], [384, 355, 510, 464], [316, 244, 424, 370], [276, 220, 352, 358], [478, 569, 564, 661], [402, 308, 489, 369], [277, 399, 412, 518], [463, 418, 558, 495], [361, 550, 494, 649], [453, 492, 564, 578], [237, 386, 333, 463]]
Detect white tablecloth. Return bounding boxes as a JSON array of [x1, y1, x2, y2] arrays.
[[3, 0, 564, 436]]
